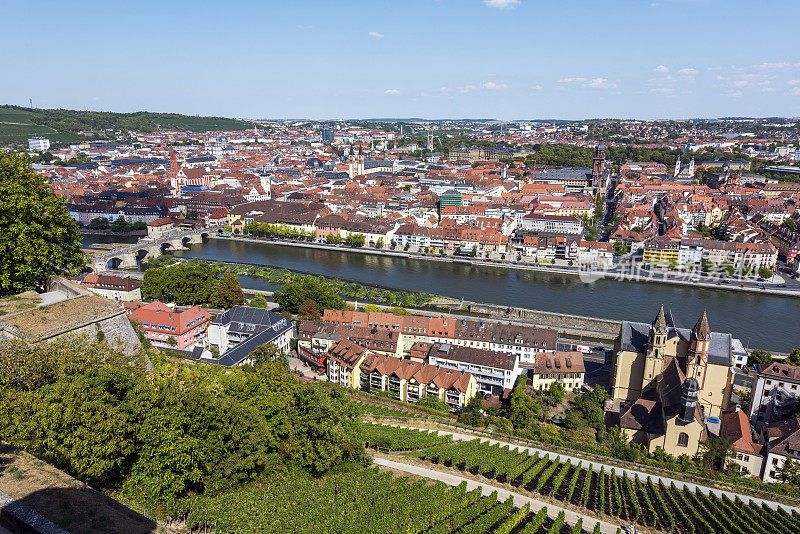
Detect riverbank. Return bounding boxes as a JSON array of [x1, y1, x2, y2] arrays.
[[211, 235, 800, 298]]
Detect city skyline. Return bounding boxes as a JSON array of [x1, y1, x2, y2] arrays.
[[3, 0, 800, 120]]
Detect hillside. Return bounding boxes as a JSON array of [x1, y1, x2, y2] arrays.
[[0, 105, 255, 147]]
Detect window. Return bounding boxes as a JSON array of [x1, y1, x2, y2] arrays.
[[677, 433, 689, 447]]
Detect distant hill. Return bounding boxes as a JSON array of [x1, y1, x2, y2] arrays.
[[0, 105, 255, 147]]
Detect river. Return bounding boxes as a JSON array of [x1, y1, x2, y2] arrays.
[[162, 238, 800, 352]]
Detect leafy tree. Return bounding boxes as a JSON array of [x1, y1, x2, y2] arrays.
[[0, 152, 84, 295], [141, 261, 219, 305], [758, 267, 773, 279], [166, 336, 177, 347], [344, 233, 366, 247], [131, 221, 147, 231], [389, 306, 410, 315], [211, 271, 245, 309], [457, 394, 485, 427], [298, 298, 321, 320], [547, 382, 565, 406], [700, 435, 731, 471], [778, 458, 800, 484], [613, 241, 628, 256], [788, 348, 800, 366], [248, 294, 270, 308], [326, 234, 343, 244], [782, 218, 798, 233], [249, 343, 282, 364], [111, 216, 131, 233], [273, 277, 344, 314], [375, 238, 384, 249], [747, 349, 772, 367], [362, 304, 381, 312], [88, 217, 110, 230]]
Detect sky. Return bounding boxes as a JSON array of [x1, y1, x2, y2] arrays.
[[3, 0, 800, 120]]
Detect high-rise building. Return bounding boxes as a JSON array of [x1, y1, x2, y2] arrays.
[[321, 128, 334, 143], [28, 137, 50, 152]]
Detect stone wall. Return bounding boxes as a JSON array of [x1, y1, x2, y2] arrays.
[[467, 301, 621, 339]]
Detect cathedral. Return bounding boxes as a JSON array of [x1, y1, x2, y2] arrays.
[[611, 306, 734, 455]]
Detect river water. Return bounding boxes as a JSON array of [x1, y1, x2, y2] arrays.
[[163, 238, 800, 353]]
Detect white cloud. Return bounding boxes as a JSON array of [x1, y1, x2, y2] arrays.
[[650, 87, 674, 94], [788, 80, 800, 85], [723, 89, 743, 98], [678, 67, 697, 76], [584, 77, 617, 89], [558, 77, 586, 83], [384, 89, 400, 95], [483, 81, 509, 90], [439, 86, 451, 92], [483, 0, 520, 8], [654, 65, 669, 73], [762, 87, 776, 93], [369, 31, 384, 39], [458, 85, 477, 93], [532, 84, 543, 91], [792, 87, 800, 96]]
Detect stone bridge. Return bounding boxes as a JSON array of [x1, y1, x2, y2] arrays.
[[89, 226, 221, 271]]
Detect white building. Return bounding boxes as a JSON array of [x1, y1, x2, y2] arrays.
[[207, 305, 295, 366], [426, 342, 522, 395], [28, 137, 51, 152], [761, 417, 800, 483], [528, 351, 586, 392], [519, 213, 584, 235], [748, 362, 800, 431]]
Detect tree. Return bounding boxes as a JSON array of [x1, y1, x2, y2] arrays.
[[111, 216, 131, 233], [211, 271, 245, 309], [613, 241, 628, 256], [457, 394, 485, 427], [375, 238, 384, 249], [88, 217, 110, 230], [248, 294, 270, 308], [700, 436, 731, 471], [166, 336, 177, 347], [547, 382, 565, 406], [0, 152, 84, 295], [326, 234, 342, 244], [782, 218, 798, 233], [747, 348, 772, 367], [758, 266, 773, 279], [131, 221, 147, 231], [141, 261, 219, 305], [298, 298, 321, 320], [273, 277, 344, 314], [249, 343, 282, 364], [778, 457, 800, 484], [788, 348, 800, 366], [344, 233, 366, 247]]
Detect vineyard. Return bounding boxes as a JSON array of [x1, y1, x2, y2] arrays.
[[417, 439, 800, 534], [186, 467, 599, 533], [360, 422, 453, 451], [353, 400, 424, 419]]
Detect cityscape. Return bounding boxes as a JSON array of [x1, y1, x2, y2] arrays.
[[2, 1, 800, 534]]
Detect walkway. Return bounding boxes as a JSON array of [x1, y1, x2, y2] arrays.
[[378, 422, 800, 513], [374, 455, 620, 534]]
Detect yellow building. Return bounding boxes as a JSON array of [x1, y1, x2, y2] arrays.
[[611, 307, 734, 456]]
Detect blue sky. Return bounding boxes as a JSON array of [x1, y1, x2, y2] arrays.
[[3, 0, 800, 120]]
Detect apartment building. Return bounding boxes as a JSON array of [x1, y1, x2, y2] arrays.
[[528, 351, 586, 392], [126, 300, 211, 350], [748, 362, 800, 431], [207, 305, 294, 366], [426, 342, 520, 395]]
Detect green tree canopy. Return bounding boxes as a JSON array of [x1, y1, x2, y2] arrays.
[[211, 271, 245, 309], [273, 277, 344, 314], [0, 152, 84, 295]]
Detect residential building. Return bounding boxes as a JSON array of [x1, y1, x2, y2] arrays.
[[206, 305, 294, 366], [126, 300, 211, 350], [721, 406, 765, 477], [28, 137, 50, 152], [761, 417, 800, 483], [528, 351, 586, 392], [147, 217, 175, 238], [519, 213, 584, 235], [358, 352, 478, 409], [78, 273, 141, 302], [426, 342, 520, 395], [748, 362, 800, 431]]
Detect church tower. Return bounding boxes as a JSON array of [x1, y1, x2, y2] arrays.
[[674, 157, 681, 177], [591, 142, 606, 189], [688, 157, 695, 177], [644, 305, 668, 385], [687, 311, 711, 388]]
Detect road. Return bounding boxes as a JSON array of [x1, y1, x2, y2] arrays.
[[373, 455, 620, 534], [377, 422, 800, 513]]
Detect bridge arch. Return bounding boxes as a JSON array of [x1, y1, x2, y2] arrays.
[[107, 257, 123, 270], [135, 249, 150, 262], [182, 236, 192, 247], [160, 242, 173, 253], [201, 232, 211, 239]]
